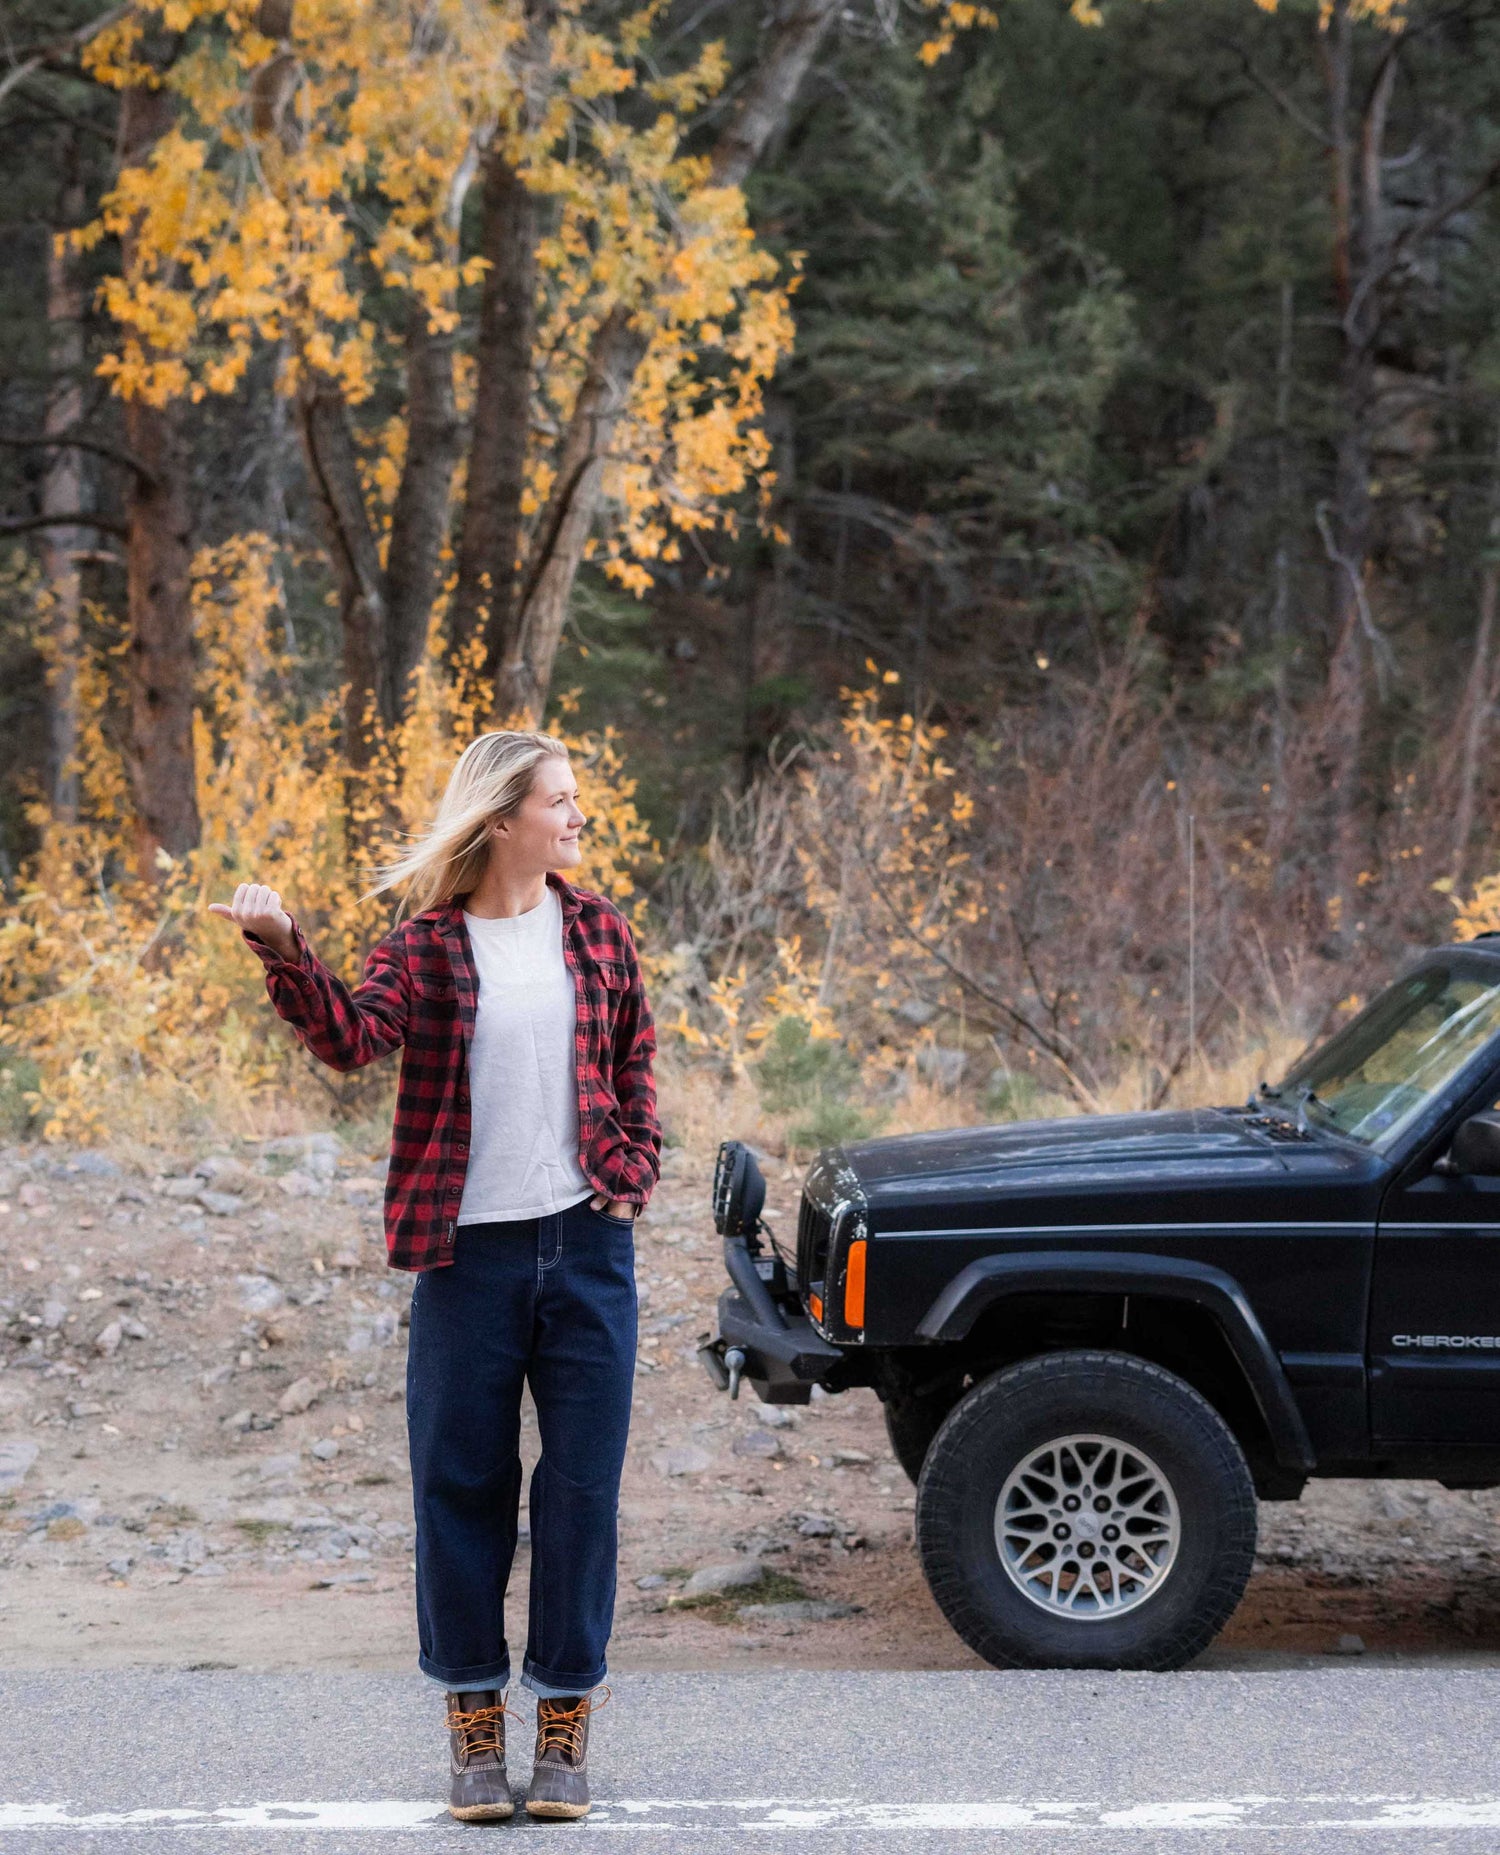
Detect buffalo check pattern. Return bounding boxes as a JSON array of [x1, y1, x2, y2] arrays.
[[242, 870, 660, 1272]]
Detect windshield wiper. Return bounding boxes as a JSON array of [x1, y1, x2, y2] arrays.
[[1257, 1081, 1284, 1102], [1292, 1084, 1325, 1133]]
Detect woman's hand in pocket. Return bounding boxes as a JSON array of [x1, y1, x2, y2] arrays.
[[589, 1193, 636, 1221]]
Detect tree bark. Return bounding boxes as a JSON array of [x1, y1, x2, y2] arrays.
[[1267, 278, 1295, 848], [42, 154, 89, 823], [1315, 346, 1377, 929], [117, 76, 200, 865], [294, 368, 386, 763], [494, 305, 650, 722], [449, 148, 542, 677], [1309, 3, 1396, 938], [384, 300, 461, 710], [1451, 424, 1500, 886], [709, 0, 841, 188], [494, 0, 842, 727]]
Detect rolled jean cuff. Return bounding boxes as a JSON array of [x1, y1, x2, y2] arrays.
[[521, 1653, 606, 1700], [419, 1648, 512, 1692]]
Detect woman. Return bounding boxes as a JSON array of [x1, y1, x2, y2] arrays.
[[208, 731, 659, 1823]]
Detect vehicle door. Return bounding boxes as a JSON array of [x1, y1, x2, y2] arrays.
[[1370, 1078, 1500, 1448]]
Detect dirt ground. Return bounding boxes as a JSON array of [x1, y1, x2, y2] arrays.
[[5, 1128, 1500, 1677]]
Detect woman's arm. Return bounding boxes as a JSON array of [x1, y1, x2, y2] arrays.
[[607, 915, 661, 1204], [208, 882, 410, 1073]]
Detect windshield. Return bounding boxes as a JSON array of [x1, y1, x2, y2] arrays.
[[1272, 958, 1500, 1150]]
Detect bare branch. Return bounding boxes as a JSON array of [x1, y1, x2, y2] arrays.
[[853, 844, 1107, 1111], [1345, 152, 1500, 335], [1359, 32, 1402, 253], [1223, 43, 1333, 148], [1314, 498, 1395, 697], [0, 431, 158, 488], [0, 4, 130, 112], [0, 510, 127, 539]]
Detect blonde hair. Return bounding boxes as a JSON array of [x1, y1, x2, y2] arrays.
[[369, 730, 571, 918]]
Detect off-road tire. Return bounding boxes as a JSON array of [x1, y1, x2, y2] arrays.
[[915, 1349, 1257, 1671], [883, 1391, 954, 1485]]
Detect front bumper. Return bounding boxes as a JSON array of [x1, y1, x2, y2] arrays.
[[699, 1245, 844, 1405]]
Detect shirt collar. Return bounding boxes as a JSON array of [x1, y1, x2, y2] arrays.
[[428, 868, 582, 928], [546, 868, 584, 919]]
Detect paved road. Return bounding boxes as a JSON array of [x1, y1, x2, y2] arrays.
[[2, 1669, 1499, 1852]]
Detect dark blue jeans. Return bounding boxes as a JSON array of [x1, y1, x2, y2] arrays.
[[405, 1194, 637, 1697]]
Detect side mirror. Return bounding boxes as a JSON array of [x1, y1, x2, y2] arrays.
[[1443, 1111, 1500, 1178]]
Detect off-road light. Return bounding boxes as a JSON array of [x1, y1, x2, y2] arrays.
[[712, 1139, 766, 1238]]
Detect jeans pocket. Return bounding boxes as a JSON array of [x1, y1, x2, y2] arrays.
[[587, 1197, 636, 1228]]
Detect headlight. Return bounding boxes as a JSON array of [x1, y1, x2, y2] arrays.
[[712, 1138, 766, 1237]]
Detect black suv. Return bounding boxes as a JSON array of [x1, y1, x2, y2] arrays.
[[701, 939, 1500, 1671]]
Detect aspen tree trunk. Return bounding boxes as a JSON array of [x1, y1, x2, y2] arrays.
[[295, 370, 386, 766], [42, 158, 88, 823], [1310, 1, 1395, 938], [251, 0, 460, 752], [492, 0, 843, 726], [449, 0, 555, 679], [250, 0, 388, 764], [383, 304, 461, 709], [1267, 278, 1295, 849], [449, 147, 542, 681], [117, 77, 201, 865], [1450, 425, 1500, 886], [494, 305, 650, 722], [296, 309, 459, 755], [299, 316, 460, 753]]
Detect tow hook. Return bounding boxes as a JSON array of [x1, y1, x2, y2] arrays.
[[725, 1346, 746, 1400]]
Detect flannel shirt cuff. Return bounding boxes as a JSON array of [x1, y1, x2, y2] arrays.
[[242, 914, 315, 978]]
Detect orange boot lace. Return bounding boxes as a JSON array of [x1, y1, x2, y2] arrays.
[[535, 1686, 611, 1764], [447, 1696, 521, 1765]]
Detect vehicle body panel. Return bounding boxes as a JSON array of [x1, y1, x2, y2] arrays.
[[717, 942, 1500, 1481], [803, 1109, 1381, 1458]]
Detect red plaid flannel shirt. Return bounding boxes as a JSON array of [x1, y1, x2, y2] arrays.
[[243, 870, 660, 1271]]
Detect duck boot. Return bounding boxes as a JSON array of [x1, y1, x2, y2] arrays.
[[445, 1689, 516, 1822], [524, 1687, 611, 1820]]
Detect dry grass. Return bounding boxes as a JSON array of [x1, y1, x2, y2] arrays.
[[655, 1009, 1322, 1175]]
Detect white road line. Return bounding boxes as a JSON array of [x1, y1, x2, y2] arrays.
[[7, 1797, 1500, 1832]]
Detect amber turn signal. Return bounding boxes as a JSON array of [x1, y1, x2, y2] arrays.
[[843, 1238, 867, 1330]]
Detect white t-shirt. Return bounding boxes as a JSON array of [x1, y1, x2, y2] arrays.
[[455, 884, 594, 1224]]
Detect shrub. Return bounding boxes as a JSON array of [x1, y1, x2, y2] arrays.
[[982, 1069, 1044, 1121], [0, 536, 659, 1143], [751, 1015, 883, 1151], [0, 1046, 40, 1140]]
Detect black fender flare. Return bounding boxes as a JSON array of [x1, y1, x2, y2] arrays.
[[915, 1249, 1315, 1473]]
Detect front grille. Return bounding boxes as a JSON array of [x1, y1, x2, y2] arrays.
[[796, 1195, 833, 1296]]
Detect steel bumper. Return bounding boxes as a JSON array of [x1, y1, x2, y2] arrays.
[[699, 1282, 844, 1405]]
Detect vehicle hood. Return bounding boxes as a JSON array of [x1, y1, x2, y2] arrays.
[[826, 1108, 1303, 1213]]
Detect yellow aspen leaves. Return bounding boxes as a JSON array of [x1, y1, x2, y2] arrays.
[[82, 0, 794, 590], [0, 536, 658, 1141]]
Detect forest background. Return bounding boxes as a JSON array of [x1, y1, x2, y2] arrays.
[[3, 0, 1500, 1152]]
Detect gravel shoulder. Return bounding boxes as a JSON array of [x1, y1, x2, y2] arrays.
[[3, 1125, 1500, 1673]]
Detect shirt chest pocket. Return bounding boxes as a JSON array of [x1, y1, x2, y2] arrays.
[[410, 969, 458, 1006], [593, 960, 629, 1024]]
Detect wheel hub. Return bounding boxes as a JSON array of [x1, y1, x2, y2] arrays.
[[994, 1433, 1180, 1620]]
